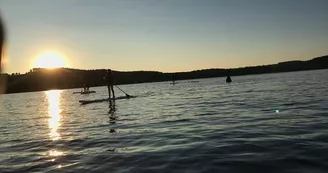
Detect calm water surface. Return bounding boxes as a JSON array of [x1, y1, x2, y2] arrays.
[[1, 70, 328, 173]]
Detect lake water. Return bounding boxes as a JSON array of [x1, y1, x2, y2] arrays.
[[1, 69, 328, 173]]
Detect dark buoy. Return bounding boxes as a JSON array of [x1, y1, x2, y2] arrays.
[[226, 76, 232, 83]]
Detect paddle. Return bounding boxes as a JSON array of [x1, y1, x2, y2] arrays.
[[115, 85, 132, 98]]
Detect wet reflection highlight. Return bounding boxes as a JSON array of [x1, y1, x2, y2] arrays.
[[45, 90, 62, 141]]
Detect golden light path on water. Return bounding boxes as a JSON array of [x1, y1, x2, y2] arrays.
[[45, 90, 62, 141], [45, 90, 64, 168]]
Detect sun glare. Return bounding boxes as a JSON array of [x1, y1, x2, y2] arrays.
[[34, 52, 68, 69]]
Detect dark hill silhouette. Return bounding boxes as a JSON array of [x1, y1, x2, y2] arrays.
[[2, 55, 328, 94]]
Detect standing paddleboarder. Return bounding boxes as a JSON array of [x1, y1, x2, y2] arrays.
[[105, 69, 115, 101]]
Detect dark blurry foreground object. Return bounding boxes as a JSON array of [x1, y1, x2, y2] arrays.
[[0, 14, 5, 94], [0, 14, 4, 72]]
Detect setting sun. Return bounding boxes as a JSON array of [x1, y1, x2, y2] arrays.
[[34, 52, 68, 69]]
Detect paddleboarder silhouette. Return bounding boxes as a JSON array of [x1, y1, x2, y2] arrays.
[[105, 69, 115, 102]]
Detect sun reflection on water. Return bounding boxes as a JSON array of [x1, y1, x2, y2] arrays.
[[49, 150, 63, 156], [45, 90, 62, 141]]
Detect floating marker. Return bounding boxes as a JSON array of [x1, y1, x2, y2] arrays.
[[275, 109, 280, 113]]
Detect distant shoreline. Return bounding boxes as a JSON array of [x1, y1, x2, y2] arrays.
[[1, 55, 328, 94]]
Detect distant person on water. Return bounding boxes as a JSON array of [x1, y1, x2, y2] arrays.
[[226, 75, 232, 83], [105, 69, 115, 100], [85, 84, 90, 92], [172, 74, 176, 85], [82, 84, 87, 92]]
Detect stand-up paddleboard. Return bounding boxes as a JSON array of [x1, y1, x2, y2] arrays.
[[188, 81, 199, 83], [79, 95, 135, 105], [73, 91, 96, 94]]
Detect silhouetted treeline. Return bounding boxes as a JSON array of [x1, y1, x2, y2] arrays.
[[2, 55, 328, 94]]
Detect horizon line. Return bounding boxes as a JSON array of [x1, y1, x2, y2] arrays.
[[3, 54, 327, 75]]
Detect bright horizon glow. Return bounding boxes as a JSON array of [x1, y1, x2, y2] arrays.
[[34, 52, 68, 69]]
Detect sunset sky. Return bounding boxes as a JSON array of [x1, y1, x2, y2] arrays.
[[0, 0, 328, 73]]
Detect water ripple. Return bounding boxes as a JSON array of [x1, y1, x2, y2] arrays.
[[1, 69, 328, 172]]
